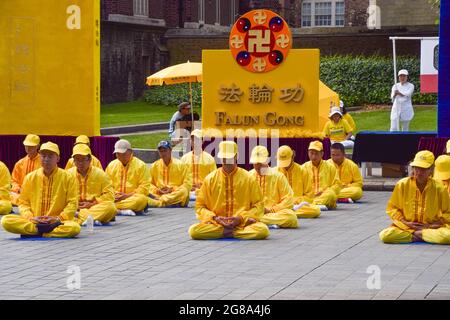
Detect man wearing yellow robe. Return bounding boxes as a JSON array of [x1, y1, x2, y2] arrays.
[[327, 142, 363, 202], [105, 139, 150, 216], [180, 130, 216, 201], [10, 134, 41, 206], [65, 135, 103, 170], [434, 155, 450, 195], [189, 141, 269, 240], [380, 150, 450, 244], [148, 140, 192, 207], [302, 141, 341, 210], [68, 144, 116, 225], [249, 146, 297, 228], [1, 142, 80, 238], [0, 161, 12, 215], [276, 145, 321, 218]]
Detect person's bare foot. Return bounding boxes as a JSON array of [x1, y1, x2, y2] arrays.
[[223, 227, 234, 238], [412, 231, 423, 242], [244, 218, 256, 227]]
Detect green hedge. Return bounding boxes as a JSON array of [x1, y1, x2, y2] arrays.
[[143, 55, 437, 107]]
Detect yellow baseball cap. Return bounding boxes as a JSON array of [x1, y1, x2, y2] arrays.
[[250, 146, 269, 164], [190, 129, 203, 138], [446, 140, 450, 154], [39, 142, 60, 156], [72, 144, 92, 157], [217, 141, 238, 159], [277, 145, 293, 168], [23, 134, 40, 147], [308, 140, 323, 152], [410, 150, 435, 169], [434, 155, 450, 181], [75, 135, 90, 145]]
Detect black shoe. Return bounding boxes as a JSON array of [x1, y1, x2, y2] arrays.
[[36, 221, 62, 235]]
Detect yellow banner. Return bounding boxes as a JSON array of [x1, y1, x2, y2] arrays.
[[0, 0, 100, 136]]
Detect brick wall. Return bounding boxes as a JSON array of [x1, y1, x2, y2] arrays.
[[377, 0, 438, 27]]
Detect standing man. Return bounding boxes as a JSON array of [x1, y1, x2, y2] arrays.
[[189, 141, 269, 240], [380, 151, 450, 244], [105, 139, 150, 216], [65, 135, 103, 170], [148, 140, 192, 207], [390, 69, 415, 132], [11, 134, 41, 206], [1, 142, 80, 238], [68, 144, 116, 226]]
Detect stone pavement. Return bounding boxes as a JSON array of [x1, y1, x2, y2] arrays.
[[0, 191, 449, 300]]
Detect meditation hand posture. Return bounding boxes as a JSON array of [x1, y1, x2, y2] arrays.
[[148, 140, 192, 207], [323, 106, 354, 149], [65, 135, 103, 170], [180, 130, 216, 201], [189, 141, 269, 240], [380, 151, 450, 244], [11, 134, 41, 206], [105, 139, 150, 216], [249, 146, 297, 228], [390, 69, 415, 132], [302, 141, 342, 210], [434, 155, 450, 195], [0, 161, 12, 215], [68, 144, 116, 225], [1, 142, 80, 238], [327, 142, 363, 203], [276, 145, 321, 218]]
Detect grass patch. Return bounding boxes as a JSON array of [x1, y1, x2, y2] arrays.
[[351, 106, 437, 132], [121, 132, 169, 149]]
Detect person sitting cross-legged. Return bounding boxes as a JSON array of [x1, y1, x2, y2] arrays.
[[249, 146, 298, 229], [0, 161, 12, 215], [105, 139, 150, 216], [379, 151, 450, 244], [1, 142, 80, 238], [65, 135, 103, 170], [434, 155, 450, 195], [67, 144, 116, 226], [189, 141, 269, 240]]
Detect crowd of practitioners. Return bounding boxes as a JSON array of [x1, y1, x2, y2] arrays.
[[0, 131, 449, 244]]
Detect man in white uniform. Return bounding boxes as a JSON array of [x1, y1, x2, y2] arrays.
[[390, 69, 415, 132]]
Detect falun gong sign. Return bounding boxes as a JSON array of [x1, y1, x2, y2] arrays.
[[202, 9, 326, 137], [0, 0, 100, 136]]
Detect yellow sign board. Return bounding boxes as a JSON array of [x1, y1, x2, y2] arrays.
[[0, 0, 100, 136]]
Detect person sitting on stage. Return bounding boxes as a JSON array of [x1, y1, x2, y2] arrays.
[[1, 142, 80, 238], [249, 146, 297, 229], [0, 161, 12, 215], [189, 141, 269, 240], [10, 134, 41, 207], [148, 140, 192, 207], [340, 100, 356, 140], [68, 144, 116, 226], [302, 141, 341, 210], [105, 139, 150, 216], [276, 145, 321, 218], [327, 142, 363, 203], [434, 155, 450, 195], [180, 129, 216, 201], [380, 150, 450, 244], [323, 106, 354, 149], [65, 135, 103, 170]]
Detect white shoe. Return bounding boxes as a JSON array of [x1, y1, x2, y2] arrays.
[[118, 209, 136, 216], [94, 220, 103, 226], [268, 224, 280, 229], [318, 205, 328, 211], [12, 206, 20, 214], [293, 201, 310, 211], [189, 191, 196, 201]]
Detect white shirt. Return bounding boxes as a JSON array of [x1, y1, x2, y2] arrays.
[[390, 82, 415, 121]]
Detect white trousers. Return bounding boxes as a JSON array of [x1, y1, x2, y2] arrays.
[[390, 119, 410, 132]]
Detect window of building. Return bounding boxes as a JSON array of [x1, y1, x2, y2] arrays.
[[301, 0, 345, 27], [133, 0, 148, 17], [199, 0, 205, 23]]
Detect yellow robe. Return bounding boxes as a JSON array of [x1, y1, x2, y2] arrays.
[[380, 177, 450, 244], [65, 154, 103, 171], [327, 158, 363, 201], [10, 154, 41, 206], [343, 113, 356, 133], [189, 167, 269, 240], [105, 155, 150, 212], [0, 161, 12, 215], [323, 118, 352, 142], [1, 168, 80, 238], [68, 166, 116, 224], [277, 163, 321, 218], [149, 158, 192, 207], [302, 160, 341, 209], [249, 168, 297, 228], [180, 151, 216, 191]]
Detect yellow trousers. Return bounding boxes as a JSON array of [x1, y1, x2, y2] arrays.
[[149, 188, 189, 207], [189, 221, 269, 240], [260, 209, 298, 228], [115, 194, 148, 212], [1, 214, 80, 238], [380, 226, 450, 244], [78, 202, 117, 224], [313, 190, 337, 209], [0, 200, 12, 215], [295, 203, 321, 218], [338, 187, 363, 201]]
